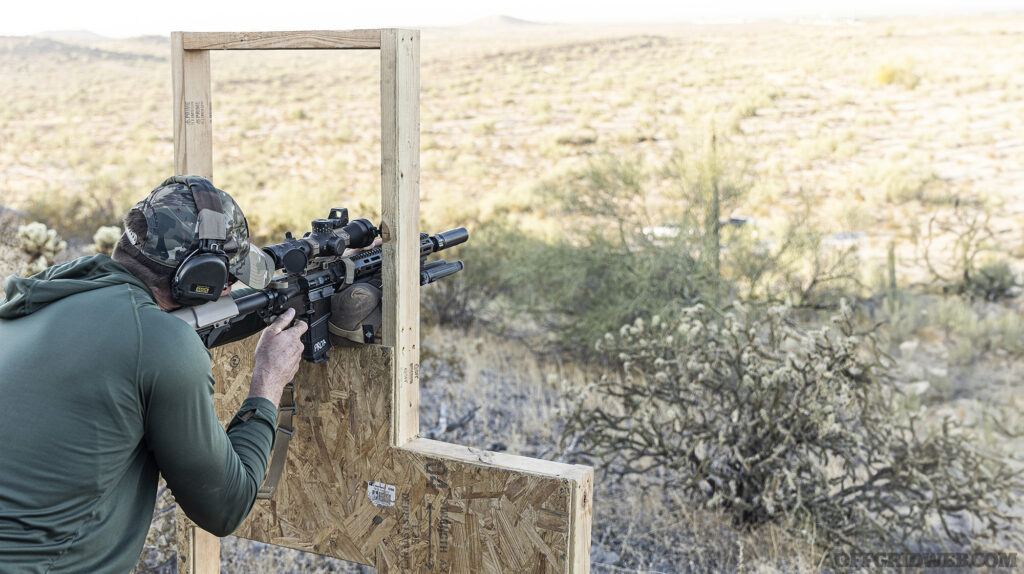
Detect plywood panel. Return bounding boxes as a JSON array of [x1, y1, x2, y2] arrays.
[[209, 340, 593, 573]]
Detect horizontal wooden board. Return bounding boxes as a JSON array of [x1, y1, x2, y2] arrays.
[[181, 30, 382, 50]]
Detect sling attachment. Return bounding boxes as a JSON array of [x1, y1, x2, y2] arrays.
[[257, 381, 296, 499]]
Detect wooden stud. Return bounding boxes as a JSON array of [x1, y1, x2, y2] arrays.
[[171, 32, 220, 574], [171, 33, 213, 179], [379, 29, 421, 448], [183, 29, 382, 50]]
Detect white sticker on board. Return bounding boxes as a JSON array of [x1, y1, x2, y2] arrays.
[[367, 481, 396, 507]]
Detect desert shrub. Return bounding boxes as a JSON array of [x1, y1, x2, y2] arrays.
[[508, 232, 708, 352], [914, 199, 1020, 301], [727, 221, 861, 309], [874, 62, 921, 89], [870, 158, 939, 204], [421, 211, 709, 348], [498, 153, 715, 352], [420, 217, 540, 328], [463, 140, 861, 352], [961, 259, 1018, 301], [564, 301, 1022, 550], [25, 167, 153, 241]]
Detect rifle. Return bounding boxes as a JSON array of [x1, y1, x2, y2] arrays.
[[171, 207, 468, 363]]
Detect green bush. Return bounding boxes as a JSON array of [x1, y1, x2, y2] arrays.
[[502, 153, 714, 352], [962, 259, 1018, 301], [915, 199, 1019, 301], [420, 217, 538, 328], [564, 301, 1022, 550], [451, 141, 861, 352]]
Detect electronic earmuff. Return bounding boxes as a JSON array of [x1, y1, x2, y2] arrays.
[[169, 176, 231, 306]]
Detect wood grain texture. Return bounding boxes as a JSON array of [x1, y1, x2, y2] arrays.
[[175, 518, 222, 574], [172, 34, 220, 573], [207, 340, 593, 573], [171, 34, 213, 178], [182, 30, 382, 50], [380, 29, 422, 447]]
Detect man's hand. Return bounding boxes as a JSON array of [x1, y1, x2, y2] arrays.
[[249, 307, 308, 405]]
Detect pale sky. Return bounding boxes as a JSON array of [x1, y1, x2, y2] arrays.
[[1, 0, 1021, 37]]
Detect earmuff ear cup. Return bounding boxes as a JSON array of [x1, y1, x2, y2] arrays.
[[171, 251, 230, 305]]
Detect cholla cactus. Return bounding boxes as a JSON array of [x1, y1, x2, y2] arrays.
[[90, 225, 122, 256], [17, 222, 67, 276], [568, 301, 1022, 551]]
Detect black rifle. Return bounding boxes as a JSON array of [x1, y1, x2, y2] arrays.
[[171, 207, 467, 363]]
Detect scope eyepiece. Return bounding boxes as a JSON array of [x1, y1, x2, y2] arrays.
[[262, 239, 311, 274]]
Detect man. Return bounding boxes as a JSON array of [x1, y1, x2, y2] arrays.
[[0, 175, 306, 573]]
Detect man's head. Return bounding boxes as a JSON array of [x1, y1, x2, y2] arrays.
[[111, 175, 273, 309]]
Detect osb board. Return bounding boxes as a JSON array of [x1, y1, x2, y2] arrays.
[[210, 338, 593, 573]]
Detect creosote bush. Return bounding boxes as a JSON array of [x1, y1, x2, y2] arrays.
[[565, 301, 1022, 550]]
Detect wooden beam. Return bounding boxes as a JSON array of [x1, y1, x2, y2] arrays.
[[182, 30, 382, 50], [171, 32, 220, 574], [379, 29, 421, 448], [171, 32, 213, 177]]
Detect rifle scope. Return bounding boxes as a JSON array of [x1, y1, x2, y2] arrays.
[[262, 207, 378, 273]]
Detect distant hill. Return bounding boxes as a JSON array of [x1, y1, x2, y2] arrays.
[[462, 15, 546, 28], [0, 36, 165, 63], [34, 30, 109, 45], [132, 35, 170, 45]]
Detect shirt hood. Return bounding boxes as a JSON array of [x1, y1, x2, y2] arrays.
[[0, 255, 153, 319]]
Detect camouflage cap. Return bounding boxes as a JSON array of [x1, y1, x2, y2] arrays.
[[125, 176, 273, 289]]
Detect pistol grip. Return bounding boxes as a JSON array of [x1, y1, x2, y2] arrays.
[[301, 313, 333, 363]]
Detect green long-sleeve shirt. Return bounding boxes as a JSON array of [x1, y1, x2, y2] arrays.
[[0, 255, 276, 573]]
